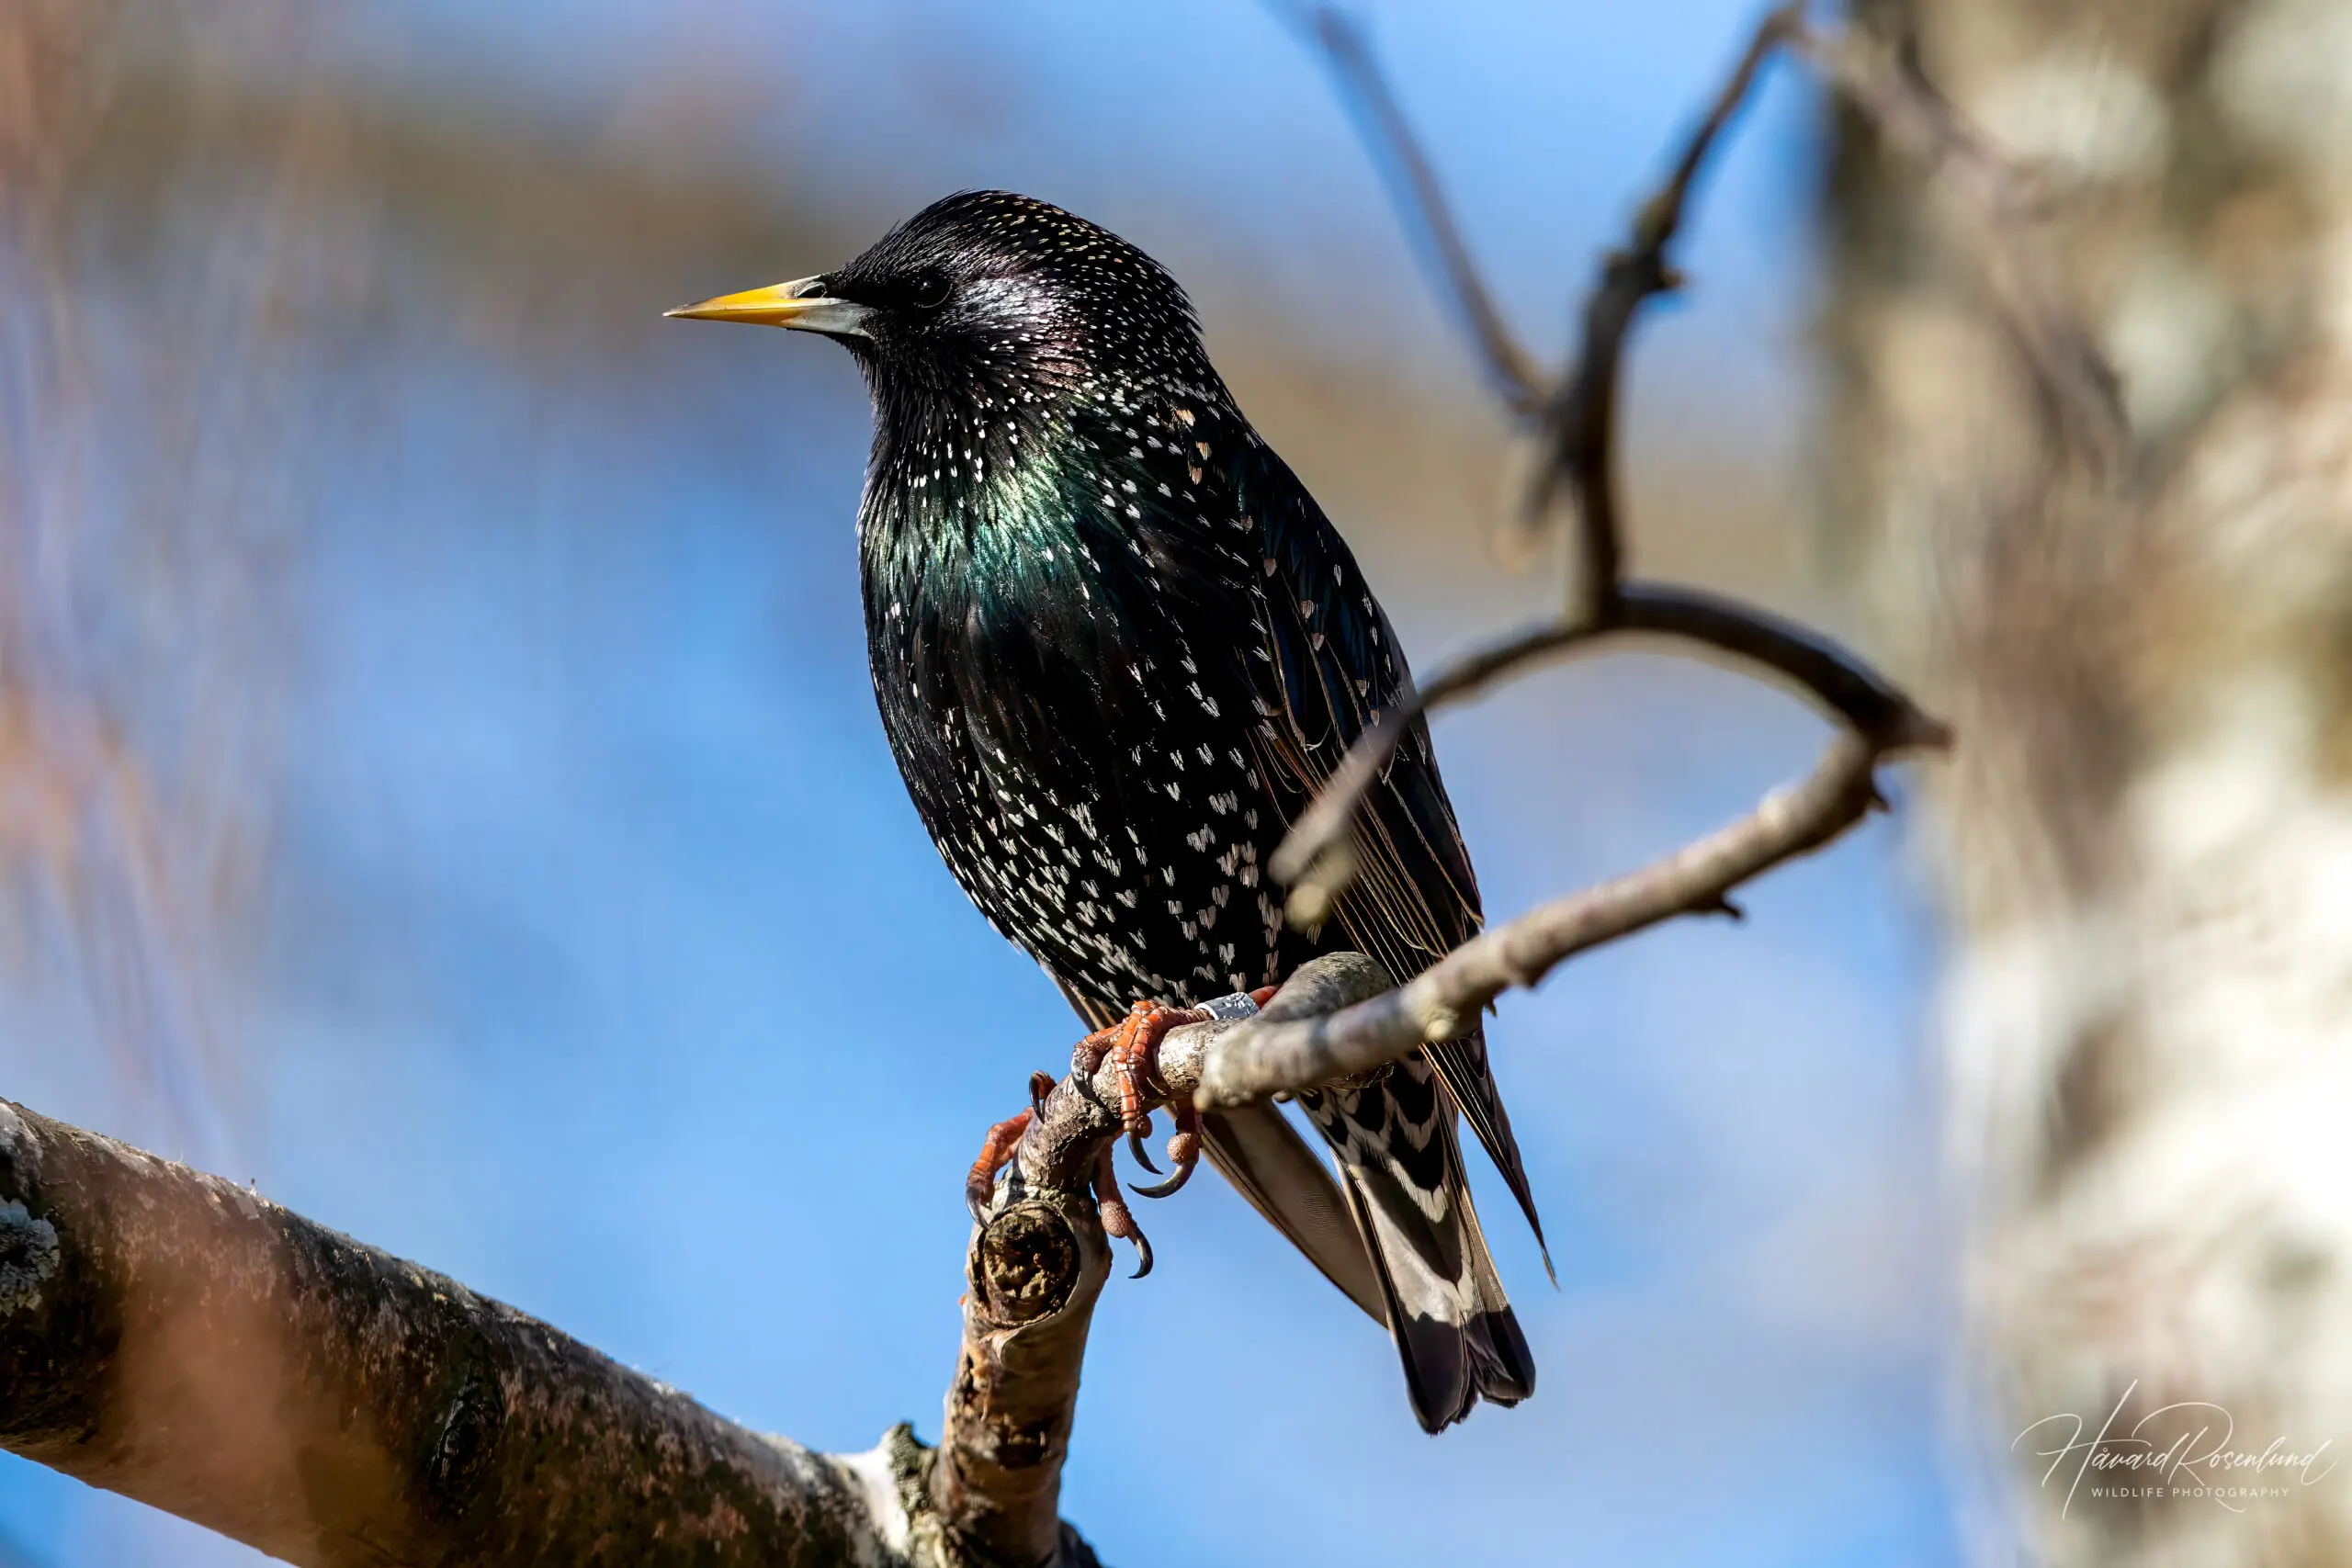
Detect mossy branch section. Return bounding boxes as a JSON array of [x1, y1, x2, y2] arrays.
[[0, 1098, 906, 1566]]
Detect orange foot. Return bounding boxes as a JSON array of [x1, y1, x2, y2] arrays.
[[1079, 999, 1214, 1192], [1136, 986, 1278, 1198], [966, 1107, 1032, 1224], [966, 1073, 1061, 1222]]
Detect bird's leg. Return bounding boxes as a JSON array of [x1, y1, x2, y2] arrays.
[[1073, 1015, 1150, 1168], [1132, 985, 1275, 1200], [1092, 1143, 1152, 1278], [1077, 999, 1212, 1175], [965, 1107, 1033, 1224]]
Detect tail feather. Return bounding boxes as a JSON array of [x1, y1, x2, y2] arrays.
[[1426, 1025, 1554, 1283], [1057, 973, 1532, 1430], [1302, 1059, 1532, 1433]]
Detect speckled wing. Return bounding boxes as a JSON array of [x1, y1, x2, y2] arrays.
[[1228, 435, 1550, 1268]]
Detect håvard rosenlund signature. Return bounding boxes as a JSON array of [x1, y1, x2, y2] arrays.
[[2015, 1381, 2336, 1516]]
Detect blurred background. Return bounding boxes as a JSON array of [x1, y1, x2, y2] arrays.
[[17, 1, 2329, 1565]]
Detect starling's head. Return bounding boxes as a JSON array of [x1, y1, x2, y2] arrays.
[[667, 190, 1215, 417]]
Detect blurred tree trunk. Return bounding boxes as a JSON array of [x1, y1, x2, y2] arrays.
[[1821, 1, 2352, 1562]]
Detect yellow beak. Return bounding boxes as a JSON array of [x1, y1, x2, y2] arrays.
[[663, 276, 871, 336]]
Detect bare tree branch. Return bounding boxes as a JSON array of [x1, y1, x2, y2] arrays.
[[1533, 2, 1804, 612], [1268, 4, 1550, 412], [1207, 734, 1885, 1110], [935, 1191, 1109, 1568], [0, 1098, 937, 1566], [1270, 2, 2133, 933], [1270, 581, 1946, 903], [1271, 5, 1911, 932], [0, 1092, 1129, 1568], [0, 957, 1394, 1568]]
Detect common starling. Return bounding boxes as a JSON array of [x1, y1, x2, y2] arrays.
[[670, 190, 1545, 1432]]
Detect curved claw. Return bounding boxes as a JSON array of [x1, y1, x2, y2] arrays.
[[1135, 1102, 1202, 1201], [1126, 1119, 1160, 1174], [1130, 1158, 1194, 1200], [1028, 1070, 1056, 1122], [1091, 1143, 1153, 1279]]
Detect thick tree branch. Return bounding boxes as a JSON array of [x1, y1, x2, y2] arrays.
[[0, 1095, 989, 1567], [0, 960, 1395, 1568]]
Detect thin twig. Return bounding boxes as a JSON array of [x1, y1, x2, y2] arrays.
[[1270, 3, 1550, 412], [1271, 581, 1946, 902], [991, 955, 1392, 1199], [1268, 3, 2091, 931], [1534, 2, 1804, 615], [1206, 733, 1883, 1110]]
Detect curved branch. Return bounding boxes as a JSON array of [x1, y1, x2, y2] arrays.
[[1265, 4, 1955, 929], [1270, 581, 1946, 903], [1205, 732, 1884, 1110]]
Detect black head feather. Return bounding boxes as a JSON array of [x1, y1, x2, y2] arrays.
[[820, 190, 1212, 414]]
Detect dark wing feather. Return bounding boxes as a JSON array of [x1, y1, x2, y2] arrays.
[[1232, 437, 1550, 1268]]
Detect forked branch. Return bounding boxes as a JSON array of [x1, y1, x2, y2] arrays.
[[1267, 0, 2131, 951]]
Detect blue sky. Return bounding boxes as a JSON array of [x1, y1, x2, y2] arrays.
[[0, 3, 1960, 1563]]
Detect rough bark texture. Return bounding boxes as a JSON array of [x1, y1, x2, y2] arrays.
[[927, 951, 1393, 1568], [931, 1195, 1109, 1568], [0, 956, 1408, 1567], [0, 1096, 912, 1566], [1820, 2, 2352, 1562]]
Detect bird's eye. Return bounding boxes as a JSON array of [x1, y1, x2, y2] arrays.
[[910, 272, 953, 310]]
